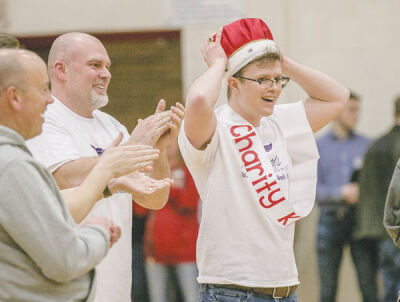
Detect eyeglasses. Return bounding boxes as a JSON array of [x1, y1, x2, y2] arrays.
[[234, 75, 290, 89]]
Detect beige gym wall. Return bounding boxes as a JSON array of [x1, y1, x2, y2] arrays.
[[4, 0, 400, 137]]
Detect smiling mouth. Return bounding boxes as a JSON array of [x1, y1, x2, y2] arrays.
[[93, 85, 108, 96], [94, 84, 106, 90], [261, 97, 274, 102]]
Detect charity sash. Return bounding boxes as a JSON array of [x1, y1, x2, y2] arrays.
[[229, 123, 302, 226], [225, 103, 318, 227]]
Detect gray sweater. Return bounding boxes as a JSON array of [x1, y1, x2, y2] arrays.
[[0, 126, 109, 302], [384, 159, 400, 247]]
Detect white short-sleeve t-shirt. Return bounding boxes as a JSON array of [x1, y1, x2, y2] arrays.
[[178, 102, 318, 288], [27, 98, 132, 302]]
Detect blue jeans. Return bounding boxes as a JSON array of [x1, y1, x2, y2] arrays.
[[317, 207, 379, 302], [198, 284, 298, 302], [379, 239, 400, 302]]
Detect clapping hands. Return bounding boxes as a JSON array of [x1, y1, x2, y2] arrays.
[[98, 133, 160, 178], [127, 99, 184, 150], [108, 171, 173, 209]]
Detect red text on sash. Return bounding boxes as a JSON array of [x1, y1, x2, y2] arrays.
[[230, 125, 301, 226]]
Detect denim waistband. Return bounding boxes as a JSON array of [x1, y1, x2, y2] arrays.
[[201, 283, 297, 299]]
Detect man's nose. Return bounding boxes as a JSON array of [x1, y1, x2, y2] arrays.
[[269, 81, 281, 90], [99, 67, 111, 79]]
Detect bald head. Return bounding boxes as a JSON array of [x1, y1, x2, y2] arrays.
[[47, 32, 111, 117], [0, 49, 42, 94], [0, 49, 52, 139], [48, 32, 104, 79]]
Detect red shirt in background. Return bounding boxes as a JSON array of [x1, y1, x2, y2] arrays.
[[144, 165, 199, 264]]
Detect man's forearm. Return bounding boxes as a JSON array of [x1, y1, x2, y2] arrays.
[[53, 156, 100, 190], [281, 56, 349, 104], [150, 148, 170, 179], [146, 148, 170, 207], [61, 164, 111, 223]]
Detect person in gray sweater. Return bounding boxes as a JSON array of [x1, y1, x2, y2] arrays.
[[383, 95, 400, 249], [383, 102, 400, 302], [0, 48, 160, 301], [384, 159, 400, 302], [385, 158, 400, 247]]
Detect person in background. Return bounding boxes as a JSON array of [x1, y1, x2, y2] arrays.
[[383, 134, 400, 302], [353, 95, 400, 302], [316, 91, 372, 302], [144, 141, 199, 302], [0, 33, 20, 48]]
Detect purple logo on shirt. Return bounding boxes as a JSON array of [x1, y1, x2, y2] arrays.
[[90, 145, 104, 156], [264, 143, 272, 152]]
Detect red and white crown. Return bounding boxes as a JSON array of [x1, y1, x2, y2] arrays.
[[216, 18, 279, 77]]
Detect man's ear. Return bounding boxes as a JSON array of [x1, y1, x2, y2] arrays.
[[6, 86, 22, 112], [228, 77, 239, 94], [54, 61, 66, 81]]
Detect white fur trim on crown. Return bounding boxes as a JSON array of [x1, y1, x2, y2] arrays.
[[226, 39, 279, 78]]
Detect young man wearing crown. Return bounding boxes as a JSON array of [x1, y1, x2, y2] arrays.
[[178, 18, 349, 301]]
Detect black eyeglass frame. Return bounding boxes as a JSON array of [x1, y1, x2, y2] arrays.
[[233, 75, 290, 89]]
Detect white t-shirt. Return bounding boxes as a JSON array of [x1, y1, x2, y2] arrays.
[[27, 98, 132, 302], [178, 101, 318, 288]]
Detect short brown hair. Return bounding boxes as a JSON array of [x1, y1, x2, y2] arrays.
[[0, 34, 20, 49]]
